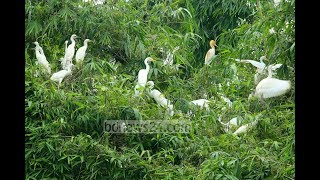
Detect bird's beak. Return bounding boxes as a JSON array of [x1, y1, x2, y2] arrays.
[[32, 42, 36, 44], [150, 58, 156, 62], [215, 44, 218, 47]]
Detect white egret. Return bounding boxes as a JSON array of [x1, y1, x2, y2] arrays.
[[252, 64, 291, 99], [138, 57, 155, 86], [204, 40, 217, 65], [146, 81, 174, 116], [187, 99, 210, 116], [33, 42, 51, 74], [61, 40, 69, 69], [134, 57, 156, 95], [50, 64, 73, 86], [75, 39, 92, 64], [190, 99, 210, 111], [65, 34, 78, 68], [233, 119, 258, 135]]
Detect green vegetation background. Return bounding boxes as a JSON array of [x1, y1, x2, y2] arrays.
[[25, 0, 295, 179]]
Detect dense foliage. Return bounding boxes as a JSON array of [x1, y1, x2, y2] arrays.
[[26, 0, 295, 179]]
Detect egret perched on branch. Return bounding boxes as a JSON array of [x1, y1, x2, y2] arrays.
[[204, 40, 217, 65], [33, 42, 51, 74], [75, 39, 92, 64], [134, 57, 156, 95], [146, 81, 174, 116], [251, 64, 291, 99], [65, 34, 78, 69], [50, 64, 73, 87]]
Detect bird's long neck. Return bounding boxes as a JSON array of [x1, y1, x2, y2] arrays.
[[35, 46, 41, 55], [260, 59, 264, 64], [70, 37, 76, 46], [84, 41, 89, 47], [145, 60, 150, 72]]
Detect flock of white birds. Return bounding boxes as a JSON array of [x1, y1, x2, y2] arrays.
[[33, 36, 292, 136], [33, 34, 92, 88]]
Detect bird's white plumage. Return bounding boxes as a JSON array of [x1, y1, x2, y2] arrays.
[[146, 81, 174, 116], [204, 40, 217, 65], [75, 39, 91, 64], [234, 56, 267, 73], [218, 117, 243, 132], [205, 49, 215, 65], [253, 65, 291, 98], [61, 40, 69, 69], [190, 99, 210, 111], [255, 78, 291, 98], [50, 66, 73, 84], [64, 34, 77, 69], [233, 120, 258, 135], [33, 42, 51, 74], [135, 57, 155, 95]]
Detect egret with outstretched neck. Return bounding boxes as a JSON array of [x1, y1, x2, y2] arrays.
[[134, 57, 156, 95], [64, 34, 78, 69]]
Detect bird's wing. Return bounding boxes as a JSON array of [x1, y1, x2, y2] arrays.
[[205, 49, 215, 64], [75, 47, 87, 60], [271, 64, 283, 70], [256, 79, 290, 96], [66, 45, 75, 59], [138, 69, 148, 85], [240, 60, 265, 69]]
